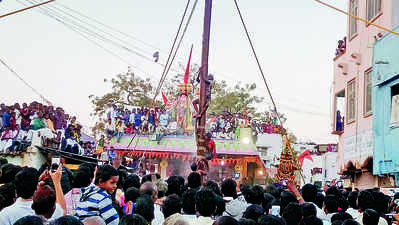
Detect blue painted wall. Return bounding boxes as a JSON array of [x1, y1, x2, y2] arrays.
[[373, 26, 399, 175]]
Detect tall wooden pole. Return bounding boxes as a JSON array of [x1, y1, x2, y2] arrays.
[[196, 0, 212, 155]]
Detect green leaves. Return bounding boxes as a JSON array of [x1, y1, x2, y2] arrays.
[[208, 80, 264, 116]]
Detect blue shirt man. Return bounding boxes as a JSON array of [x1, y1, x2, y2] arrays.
[[2, 111, 10, 127], [134, 112, 142, 128]]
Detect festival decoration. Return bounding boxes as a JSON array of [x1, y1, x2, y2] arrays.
[[235, 162, 242, 171], [276, 135, 299, 182], [160, 159, 168, 168]]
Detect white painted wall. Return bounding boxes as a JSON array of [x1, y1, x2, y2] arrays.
[[256, 133, 282, 165], [301, 151, 339, 186]]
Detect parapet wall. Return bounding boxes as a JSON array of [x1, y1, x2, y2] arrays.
[[1, 146, 47, 169]]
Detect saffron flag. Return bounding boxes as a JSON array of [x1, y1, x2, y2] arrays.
[[162, 92, 168, 105], [298, 150, 313, 167], [184, 45, 193, 84]]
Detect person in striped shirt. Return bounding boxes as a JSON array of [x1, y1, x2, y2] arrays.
[[75, 165, 119, 225]]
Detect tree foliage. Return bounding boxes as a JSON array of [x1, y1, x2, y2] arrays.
[[89, 66, 296, 137], [89, 69, 159, 118], [89, 68, 160, 135], [209, 81, 264, 116]]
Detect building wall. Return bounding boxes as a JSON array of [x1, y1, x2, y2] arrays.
[[256, 133, 282, 166], [302, 154, 323, 184], [325, 152, 340, 181], [301, 151, 339, 186], [392, 1, 399, 27], [372, 26, 399, 175], [332, 0, 393, 172]]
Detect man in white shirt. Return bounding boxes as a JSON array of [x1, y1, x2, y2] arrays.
[[0, 167, 63, 225], [355, 191, 388, 225], [159, 111, 169, 127], [181, 189, 198, 223], [221, 179, 247, 221], [140, 182, 164, 225], [301, 184, 330, 224], [105, 119, 115, 138], [346, 192, 360, 219], [191, 189, 217, 225]]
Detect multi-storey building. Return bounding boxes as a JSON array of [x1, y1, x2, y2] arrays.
[[331, 0, 399, 188], [372, 25, 399, 179]]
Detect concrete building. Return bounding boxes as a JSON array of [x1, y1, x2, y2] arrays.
[[372, 26, 399, 185], [331, 0, 399, 189], [297, 144, 339, 187], [256, 133, 282, 178]]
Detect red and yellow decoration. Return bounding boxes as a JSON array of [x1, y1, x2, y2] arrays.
[[276, 135, 300, 182]]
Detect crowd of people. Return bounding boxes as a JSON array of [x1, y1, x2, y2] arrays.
[[0, 156, 397, 225], [207, 112, 281, 140], [104, 103, 282, 143], [104, 104, 168, 142], [0, 102, 93, 155]]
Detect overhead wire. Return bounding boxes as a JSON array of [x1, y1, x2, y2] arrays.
[[152, 0, 192, 105], [20, 0, 180, 73], [31, 0, 155, 57], [233, 0, 283, 126], [16, 1, 135, 69], [25, 0, 154, 63], [16, 0, 157, 80], [0, 57, 52, 105], [232, 0, 331, 120], [154, 0, 199, 103], [15, 0, 329, 117], [31, 0, 320, 111], [54, 1, 168, 52]]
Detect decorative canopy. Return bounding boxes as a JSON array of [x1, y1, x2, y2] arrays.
[[107, 135, 259, 156]]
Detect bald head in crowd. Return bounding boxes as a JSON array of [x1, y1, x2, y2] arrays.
[[140, 181, 158, 202]]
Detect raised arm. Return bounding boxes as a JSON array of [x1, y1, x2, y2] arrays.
[[50, 164, 66, 213]]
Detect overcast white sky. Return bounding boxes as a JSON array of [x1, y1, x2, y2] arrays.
[[0, 0, 347, 143]]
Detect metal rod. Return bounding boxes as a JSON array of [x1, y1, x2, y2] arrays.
[[314, 0, 399, 36], [0, 0, 55, 19]]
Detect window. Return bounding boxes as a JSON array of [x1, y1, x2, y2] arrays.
[[335, 90, 346, 132], [391, 84, 399, 124], [347, 80, 356, 123], [349, 0, 358, 37], [367, 0, 382, 21], [364, 70, 373, 115]]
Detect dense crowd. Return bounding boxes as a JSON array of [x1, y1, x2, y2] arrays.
[[0, 156, 396, 225], [207, 112, 281, 139], [104, 104, 282, 142], [0, 102, 93, 155]]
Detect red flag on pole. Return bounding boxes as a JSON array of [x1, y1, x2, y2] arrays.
[[162, 92, 168, 105], [184, 45, 193, 85]]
